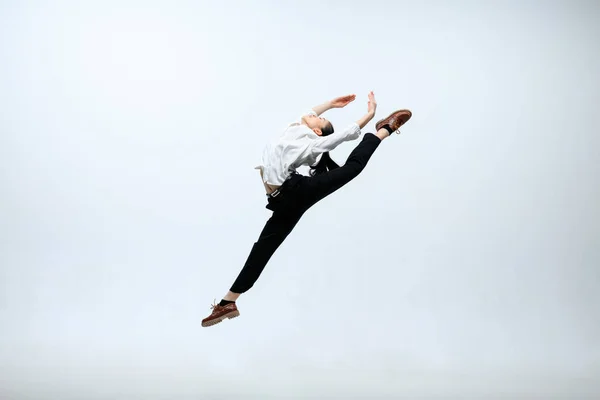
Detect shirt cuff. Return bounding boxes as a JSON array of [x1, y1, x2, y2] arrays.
[[346, 122, 361, 139], [291, 110, 317, 126], [302, 109, 317, 121]]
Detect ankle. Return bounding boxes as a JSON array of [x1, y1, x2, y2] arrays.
[[223, 291, 240, 302], [376, 128, 391, 140]]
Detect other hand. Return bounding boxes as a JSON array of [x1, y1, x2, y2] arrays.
[[367, 91, 377, 115], [330, 94, 356, 108]]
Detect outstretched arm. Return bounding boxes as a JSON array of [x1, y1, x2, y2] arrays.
[[309, 92, 378, 154], [311, 100, 333, 116], [311, 94, 356, 116]]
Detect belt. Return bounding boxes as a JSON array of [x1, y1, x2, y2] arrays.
[[268, 188, 282, 198], [266, 172, 299, 198]]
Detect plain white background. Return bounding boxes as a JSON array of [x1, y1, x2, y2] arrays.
[[1, 0, 599, 398]]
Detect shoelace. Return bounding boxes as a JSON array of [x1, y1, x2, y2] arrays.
[[210, 299, 221, 311]]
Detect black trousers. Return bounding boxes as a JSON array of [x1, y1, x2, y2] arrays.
[[229, 133, 382, 294]]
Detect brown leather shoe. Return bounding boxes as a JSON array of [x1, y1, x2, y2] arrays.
[[375, 109, 412, 134], [201, 302, 240, 327]]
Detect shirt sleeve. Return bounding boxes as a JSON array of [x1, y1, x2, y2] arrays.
[[309, 122, 361, 154]]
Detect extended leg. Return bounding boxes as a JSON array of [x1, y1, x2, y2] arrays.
[[201, 209, 303, 327], [300, 131, 386, 208], [228, 209, 303, 296]]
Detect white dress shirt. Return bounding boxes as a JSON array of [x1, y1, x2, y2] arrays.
[[256, 110, 362, 186]]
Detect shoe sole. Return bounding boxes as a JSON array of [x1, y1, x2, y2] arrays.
[[201, 310, 240, 327]]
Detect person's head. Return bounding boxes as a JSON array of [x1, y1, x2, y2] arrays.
[[302, 114, 334, 136]]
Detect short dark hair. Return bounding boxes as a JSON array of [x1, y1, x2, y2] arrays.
[[321, 121, 334, 136]]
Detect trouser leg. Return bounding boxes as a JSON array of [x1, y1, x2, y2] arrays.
[[301, 133, 382, 207], [229, 209, 303, 294]]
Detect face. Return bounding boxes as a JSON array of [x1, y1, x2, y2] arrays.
[[302, 114, 330, 136]]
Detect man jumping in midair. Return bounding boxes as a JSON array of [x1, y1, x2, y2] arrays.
[[202, 91, 412, 327]]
